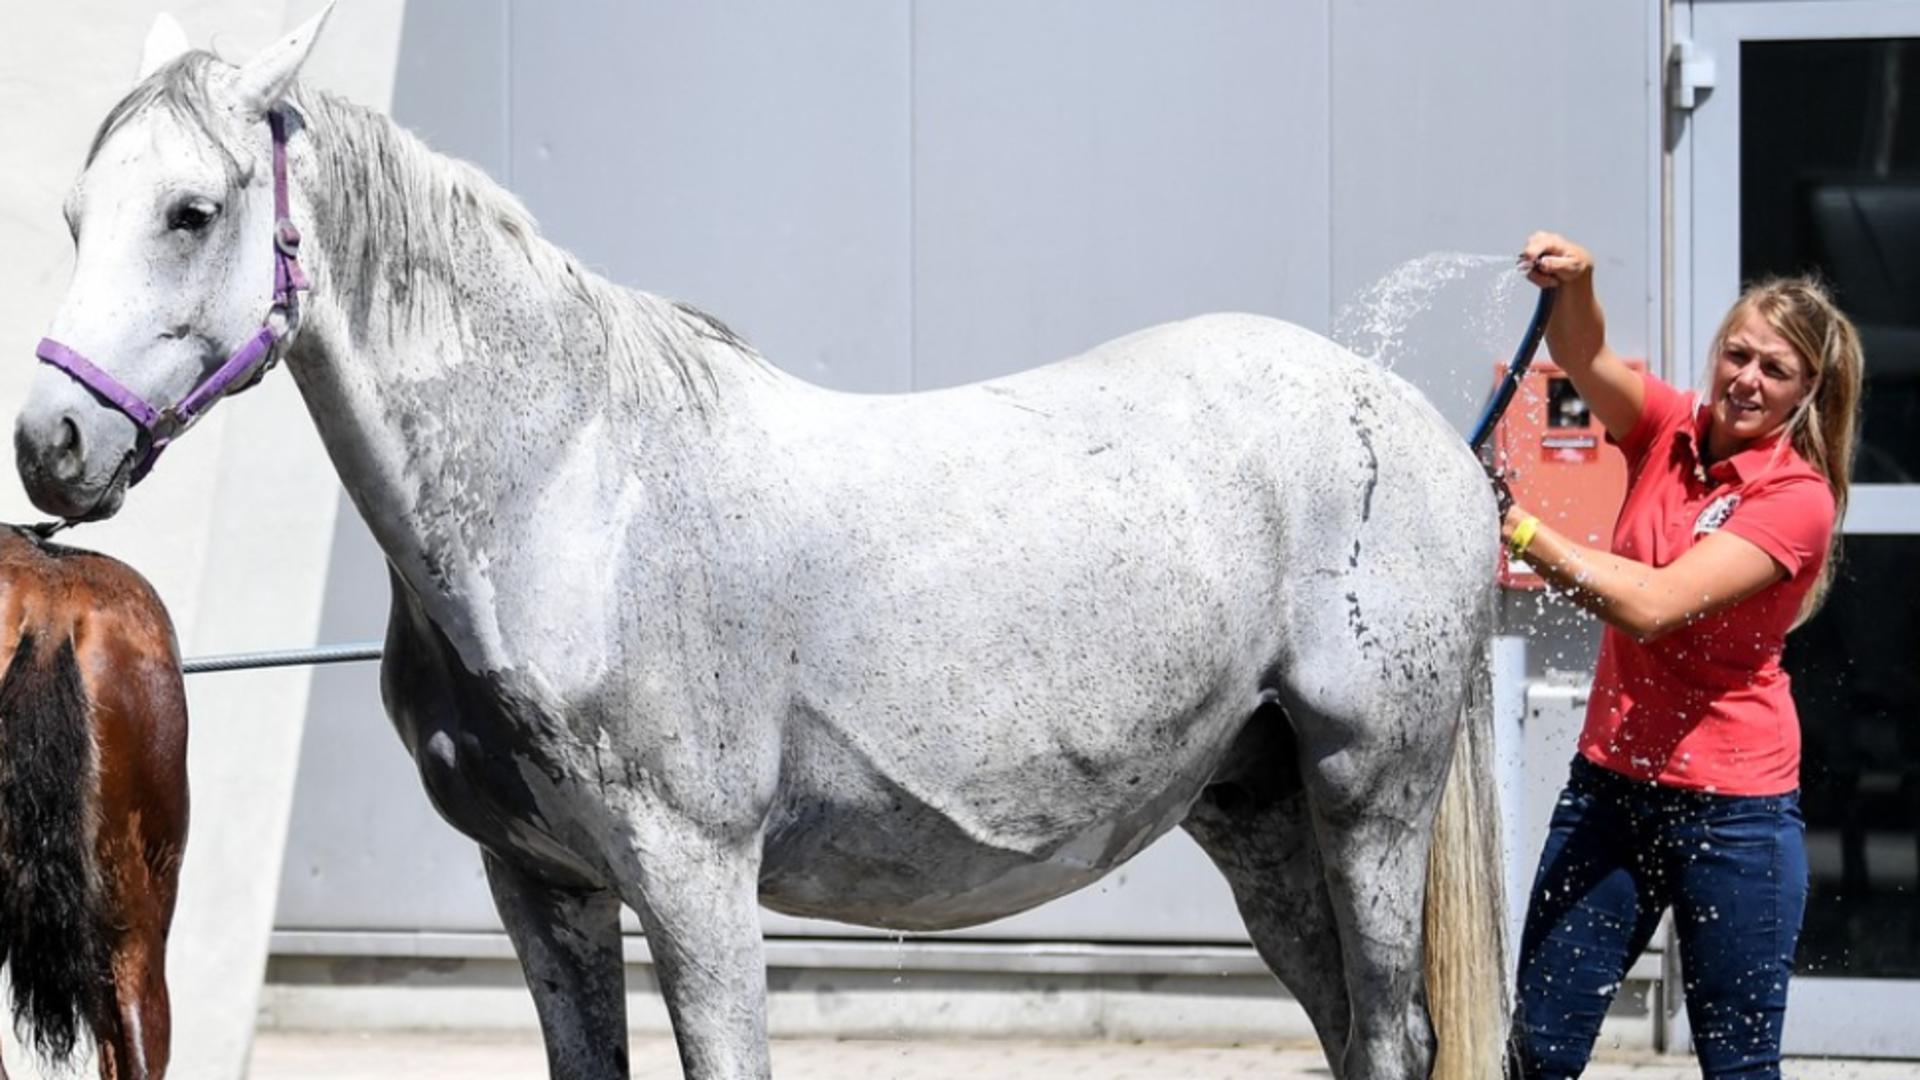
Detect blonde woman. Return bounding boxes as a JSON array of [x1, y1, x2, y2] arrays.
[[1505, 232, 1862, 1079]]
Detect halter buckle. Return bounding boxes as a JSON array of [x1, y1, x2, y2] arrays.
[[233, 340, 281, 395], [151, 406, 189, 442], [275, 218, 302, 258]]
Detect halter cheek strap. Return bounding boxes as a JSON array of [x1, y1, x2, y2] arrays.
[[34, 108, 309, 485]]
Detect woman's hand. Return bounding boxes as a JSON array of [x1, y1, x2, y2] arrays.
[[1483, 459, 1516, 519], [1500, 501, 1532, 545], [1520, 232, 1594, 290]]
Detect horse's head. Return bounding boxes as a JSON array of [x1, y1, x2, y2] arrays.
[[15, 8, 333, 521]]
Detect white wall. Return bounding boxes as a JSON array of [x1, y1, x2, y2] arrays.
[[0, 3, 403, 1077]]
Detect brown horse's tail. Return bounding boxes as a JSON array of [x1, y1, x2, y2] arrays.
[[1423, 633, 1510, 1080], [0, 630, 117, 1064]]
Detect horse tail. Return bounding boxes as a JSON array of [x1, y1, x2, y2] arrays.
[[1423, 631, 1509, 1080], [0, 629, 117, 1064]]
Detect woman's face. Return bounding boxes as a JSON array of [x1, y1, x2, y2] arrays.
[[1708, 308, 1814, 455]]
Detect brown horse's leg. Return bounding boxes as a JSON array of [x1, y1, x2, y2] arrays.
[[90, 870, 174, 1080], [106, 922, 172, 1079], [80, 628, 188, 1080], [95, 789, 186, 1080], [87, 766, 184, 1080]]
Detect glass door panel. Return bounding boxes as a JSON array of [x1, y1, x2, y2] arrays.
[[1689, 1, 1920, 1056]]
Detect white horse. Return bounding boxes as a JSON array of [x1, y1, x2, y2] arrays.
[[14, 11, 1507, 1079]]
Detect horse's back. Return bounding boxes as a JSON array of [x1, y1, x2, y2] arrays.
[[774, 310, 1492, 652], [0, 529, 182, 672], [987, 311, 1451, 430], [0, 526, 187, 851], [795, 311, 1486, 549]]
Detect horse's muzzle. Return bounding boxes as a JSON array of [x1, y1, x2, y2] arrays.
[[14, 410, 132, 522]]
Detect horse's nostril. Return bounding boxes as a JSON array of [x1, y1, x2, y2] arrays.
[[53, 417, 83, 481]]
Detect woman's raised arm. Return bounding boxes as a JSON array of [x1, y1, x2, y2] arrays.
[[1520, 231, 1645, 444]]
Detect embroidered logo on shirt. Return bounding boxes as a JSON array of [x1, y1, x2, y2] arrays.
[[1693, 492, 1741, 536]]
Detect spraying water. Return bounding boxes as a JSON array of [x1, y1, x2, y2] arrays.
[[1335, 252, 1586, 641], [1332, 252, 1538, 431], [1333, 252, 1528, 371]]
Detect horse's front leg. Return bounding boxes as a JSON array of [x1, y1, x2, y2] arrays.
[[609, 808, 769, 1080], [483, 851, 630, 1080]]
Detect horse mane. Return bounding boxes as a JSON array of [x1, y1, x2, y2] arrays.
[[88, 52, 760, 411]]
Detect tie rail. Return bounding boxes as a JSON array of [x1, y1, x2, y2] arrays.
[[181, 642, 383, 675]]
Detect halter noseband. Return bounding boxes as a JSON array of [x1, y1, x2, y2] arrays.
[[34, 108, 310, 486]]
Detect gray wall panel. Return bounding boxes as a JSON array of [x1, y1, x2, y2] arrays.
[[387, 0, 510, 181], [1330, 0, 1655, 431], [509, 0, 913, 392], [911, 0, 1331, 388], [279, 0, 1307, 943], [1328, 0, 1652, 680], [280, 0, 1656, 944]]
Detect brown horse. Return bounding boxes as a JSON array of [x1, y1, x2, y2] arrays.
[[0, 525, 187, 1080]]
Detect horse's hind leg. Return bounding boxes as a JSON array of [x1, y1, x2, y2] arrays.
[[1281, 664, 1467, 1080], [89, 841, 176, 1080], [1183, 711, 1352, 1075], [483, 851, 630, 1080], [91, 746, 186, 1078], [96, 914, 170, 1080]]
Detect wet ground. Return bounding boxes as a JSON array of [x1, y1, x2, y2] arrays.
[[250, 1031, 1920, 1078]]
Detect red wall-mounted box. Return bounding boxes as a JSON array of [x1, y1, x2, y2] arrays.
[[1491, 358, 1646, 589]]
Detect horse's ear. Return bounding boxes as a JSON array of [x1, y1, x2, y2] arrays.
[[138, 13, 191, 81], [234, 1, 336, 118]]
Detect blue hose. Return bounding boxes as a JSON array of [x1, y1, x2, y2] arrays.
[[1467, 286, 1557, 453]]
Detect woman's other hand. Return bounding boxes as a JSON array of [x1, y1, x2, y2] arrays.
[[1500, 501, 1533, 546], [1484, 459, 1516, 519]]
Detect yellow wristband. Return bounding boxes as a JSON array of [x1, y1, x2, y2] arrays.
[[1509, 515, 1541, 559]]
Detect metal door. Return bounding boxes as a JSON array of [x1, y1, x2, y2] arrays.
[[1683, 0, 1920, 1057]]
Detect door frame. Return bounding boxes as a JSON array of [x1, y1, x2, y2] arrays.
[[1678, 0, 1920, 1057]]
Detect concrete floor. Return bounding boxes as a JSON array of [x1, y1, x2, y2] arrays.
[[248, 1031, 1920, 1079]]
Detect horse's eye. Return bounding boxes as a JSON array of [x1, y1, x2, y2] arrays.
[[167, 198, 221, 233]]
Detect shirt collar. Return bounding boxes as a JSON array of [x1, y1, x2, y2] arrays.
[[1679, 400, 1791, 485]]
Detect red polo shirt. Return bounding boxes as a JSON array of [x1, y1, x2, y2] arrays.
[[1578, 371, 1835, 795]]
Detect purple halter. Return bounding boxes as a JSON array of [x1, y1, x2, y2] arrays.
[[35, 108, 310, 485]]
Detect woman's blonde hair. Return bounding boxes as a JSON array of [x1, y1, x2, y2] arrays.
[[1707, 276, 1864, 627]]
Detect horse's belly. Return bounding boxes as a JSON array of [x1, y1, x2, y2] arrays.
[[758, 802, 1171, 931], [756, 718, 1215, 931]]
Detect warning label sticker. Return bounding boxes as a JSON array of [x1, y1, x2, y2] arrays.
[[1540, 433, 1598, 464]]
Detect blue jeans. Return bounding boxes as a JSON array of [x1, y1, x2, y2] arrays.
[[1513, 757, 1809, 1079]]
